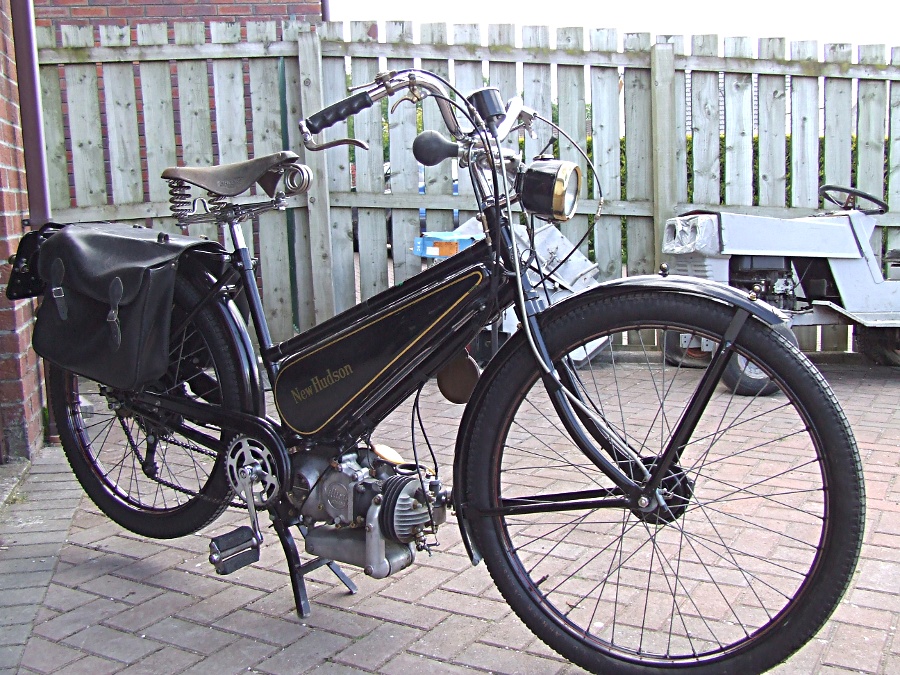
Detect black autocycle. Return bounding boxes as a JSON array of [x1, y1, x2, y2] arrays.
[[6, 69, 864, 674]]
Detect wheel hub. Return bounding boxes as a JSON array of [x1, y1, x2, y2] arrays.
[[633, 459, 695, 525]]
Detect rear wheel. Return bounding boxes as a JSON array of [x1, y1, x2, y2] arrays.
[[51, 272, 253, 539], [465, 292, 865, 674]]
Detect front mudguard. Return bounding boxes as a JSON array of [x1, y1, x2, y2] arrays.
[[451, 273, 789, 565]]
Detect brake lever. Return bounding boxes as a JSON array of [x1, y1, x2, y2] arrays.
[[298, 120, 370, 152]]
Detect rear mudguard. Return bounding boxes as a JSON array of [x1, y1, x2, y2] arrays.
[[180, 254, 265, 418], [451, 273, 788, 565]]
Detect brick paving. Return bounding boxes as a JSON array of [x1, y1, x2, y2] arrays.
[[0, 360, 898, 674]]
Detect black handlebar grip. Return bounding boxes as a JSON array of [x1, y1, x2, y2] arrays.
[[305, 91, 374, 134]]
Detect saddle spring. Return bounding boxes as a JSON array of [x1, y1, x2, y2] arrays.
[[167, 178, 227, 228]]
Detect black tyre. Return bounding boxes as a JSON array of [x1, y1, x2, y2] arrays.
[[465, 291, 864, 674], [721, 323, 799, 396], [50, 271, 254, 539]]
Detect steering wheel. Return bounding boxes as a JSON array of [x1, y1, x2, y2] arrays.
[[819, 184, 888, 214]]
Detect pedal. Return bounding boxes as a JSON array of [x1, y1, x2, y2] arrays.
[[209, 526, 261, 575]]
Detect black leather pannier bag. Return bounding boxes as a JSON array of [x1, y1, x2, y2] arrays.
[[33, 223, 223, 391]]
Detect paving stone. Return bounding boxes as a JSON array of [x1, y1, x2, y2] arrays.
[[180, 637, 279, 674], [174, 584, 265, 624], [142, 616, 239, 656], [409, 614, 489, 660], [215, 608, 310, 646], [351, 595, 449, 631], [380, 652, 475, 675], [0, 644, 24, 670], [78, 573, 164, 605], [18, 637, 83, 673], [255, 630, 351, 674], [58, 654, 123, 675], [0, 586, 45, 608], [113, 646, 203, 675], [456, 642, 566, 675], [62, 624, 163, 664], [32, 597, 126, 641], [0, 603, 39, 626], [104, 591, 197, 632], [333, 622, 421, 670], [0, 622, 31, 647], [302, 605, 381, 639], [822, 623, 888, 673], [418, 587, 511, 621]]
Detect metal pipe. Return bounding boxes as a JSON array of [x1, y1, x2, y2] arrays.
[[10, 0, 51, 227], [320, 0, 330, 22]]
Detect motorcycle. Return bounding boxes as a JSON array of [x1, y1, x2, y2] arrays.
[[662, 187, 899, 382], [5, 69, 865, 674]]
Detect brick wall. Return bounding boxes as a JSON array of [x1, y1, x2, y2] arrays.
[[33, 0, 322, 25], [0, 0, 44, 461]]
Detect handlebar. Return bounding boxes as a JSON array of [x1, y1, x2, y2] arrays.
[[300, 71, 464, 151], [306, 91, 374, 134]]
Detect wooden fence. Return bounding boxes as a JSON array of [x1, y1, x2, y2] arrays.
[[36, 21, 900, 349]]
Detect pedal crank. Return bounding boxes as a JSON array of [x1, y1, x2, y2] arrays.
[[209, 462, 265, 575]]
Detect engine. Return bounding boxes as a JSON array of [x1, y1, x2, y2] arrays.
[[729, 255, 798, 310], [285, 446, 449, 579]]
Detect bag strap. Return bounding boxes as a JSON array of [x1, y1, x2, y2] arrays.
[[107, 277, 123, 350], [50, 258, 68, 321]]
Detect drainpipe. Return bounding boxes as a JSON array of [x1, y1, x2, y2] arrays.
[[10, 0, 51, 228], [10, 0, 55, 443], [320, 0, 330, 22]]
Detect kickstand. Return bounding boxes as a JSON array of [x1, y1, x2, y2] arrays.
[[270, 511, 358, 619]]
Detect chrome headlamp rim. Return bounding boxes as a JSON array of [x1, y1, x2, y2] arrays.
[[518, 159, 582, 222]]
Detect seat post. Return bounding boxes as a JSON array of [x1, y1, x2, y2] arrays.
[[224, 215, 275, 355]]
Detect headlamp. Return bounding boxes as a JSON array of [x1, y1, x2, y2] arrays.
[[517, 159, 581, 222]]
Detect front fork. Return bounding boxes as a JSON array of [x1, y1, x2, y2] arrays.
[[510, 242, 750, 511]]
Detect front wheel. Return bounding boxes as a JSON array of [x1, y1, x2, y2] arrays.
[[464, 292, 864, 674]]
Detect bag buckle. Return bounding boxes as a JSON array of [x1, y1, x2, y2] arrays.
[[50, 258, 68, 321]]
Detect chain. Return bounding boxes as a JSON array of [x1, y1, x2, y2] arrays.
[[118, 414, 246, 510]]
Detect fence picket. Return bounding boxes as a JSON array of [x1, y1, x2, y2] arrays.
[[591, 28, 622, 281], [281, 20, 314, 332], [297, 24, 336, 323], [557, 27, 589, 253], [386, 21, 421, 285], [174, 22, 216, 242], [758, 38, 787, 207], [99, 26, 142, 209], [822, 43, 853, 352], [420, 23, 454, 234], [624, 33, 654, 276], [857, 45, 888, 263], [691, 35, 720, 207], [211, 22, 252, 254], [36, 26, 68, 212], [522, 26, 553, 162], [889, 48, 900, 252], [318, 21, 355, 315], [488, 24, 517, 153], [790, 41, 820, 351], [724, 37, 752, 206], [247, 21, 294, 341], [658, 36, 687, 204], [62, 25, 107, 207], [351, 21, 388, 301], [137, 23, 178, 234], [453, 24, 481, 226]]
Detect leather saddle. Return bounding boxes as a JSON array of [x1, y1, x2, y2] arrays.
[[162, 151, 301, 198]]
